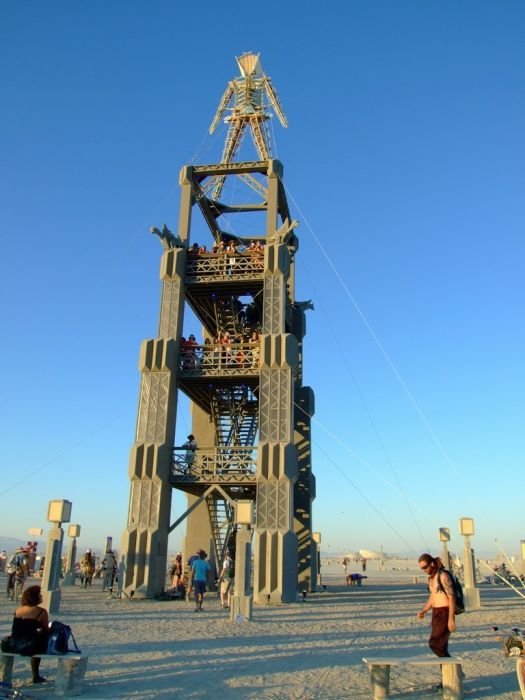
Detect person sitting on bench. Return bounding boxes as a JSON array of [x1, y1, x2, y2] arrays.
[[4, 584, 49, 683]]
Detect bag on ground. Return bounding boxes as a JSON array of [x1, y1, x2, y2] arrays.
[[504, 635, 524, 657]]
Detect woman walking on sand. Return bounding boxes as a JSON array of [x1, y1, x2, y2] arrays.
[[171, 553, 183, 588]]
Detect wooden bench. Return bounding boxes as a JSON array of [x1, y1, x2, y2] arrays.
[[362, 656, 463, 700], [0, 651, 88, 697]]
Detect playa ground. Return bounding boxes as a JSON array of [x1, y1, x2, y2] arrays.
[[1, 561, 523, 699]]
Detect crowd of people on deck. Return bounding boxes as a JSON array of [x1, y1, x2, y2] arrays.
[[188, 239, 265, 257], [186, 238, 265, 275], [180, 329, 260, 371]]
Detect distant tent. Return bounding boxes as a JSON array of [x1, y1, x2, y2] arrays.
[[359, 549, 388, 560]]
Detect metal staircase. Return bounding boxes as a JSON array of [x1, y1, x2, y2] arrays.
[[207, 384, 258, 558], [211, 386, 258, 447], [213, 296, 247, 338], [206, 493, 235, 567]]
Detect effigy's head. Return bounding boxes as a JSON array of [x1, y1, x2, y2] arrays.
[[236, 52, 262, 78]]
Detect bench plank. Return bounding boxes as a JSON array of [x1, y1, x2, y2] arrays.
[[363, 657, 463, 700], [0, 652, 83, 660], [363, 656, 462, 665]]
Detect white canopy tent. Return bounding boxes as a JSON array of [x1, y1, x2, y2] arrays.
[[359, 549, 390, 560]]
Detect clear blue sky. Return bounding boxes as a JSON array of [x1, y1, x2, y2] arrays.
[[1, 1, 524, 559]]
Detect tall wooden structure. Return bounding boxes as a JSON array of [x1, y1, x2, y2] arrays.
[[121, 54, 316, 602]]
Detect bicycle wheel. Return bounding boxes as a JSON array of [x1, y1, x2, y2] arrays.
[[0, 680, 28, 698], [13, 578, 23, 602], [517, 657, 525, 700]]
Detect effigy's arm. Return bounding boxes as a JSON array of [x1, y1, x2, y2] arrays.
[[209, 82, 234, 133], [263, 76, 288, 127]]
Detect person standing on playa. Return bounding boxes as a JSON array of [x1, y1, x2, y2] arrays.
[[79, 549, 95, 588], [191, 549, 210, 612], [6, 546, 28, 597], [186, 549, 201, 601], [417, 553, 457, 658], [218, 551, 234, 609], [102, 549, 117, 597], [342, 556, 351, 585], [170, 552, 183, 589]]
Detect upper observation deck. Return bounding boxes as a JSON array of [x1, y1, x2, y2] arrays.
[[185, 250, 264, 284]]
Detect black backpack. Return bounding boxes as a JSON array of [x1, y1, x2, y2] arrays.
[[47, 621, 81, 655], [437, 569, 465, 615]]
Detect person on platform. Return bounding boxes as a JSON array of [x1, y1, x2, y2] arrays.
[[182, 434, 197, 469]]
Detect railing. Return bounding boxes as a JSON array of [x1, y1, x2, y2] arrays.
[[186, 252, 264, 281], [170, 446, 258, 482], [179, 342, 260, 375]]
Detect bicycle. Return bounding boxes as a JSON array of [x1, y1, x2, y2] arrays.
[[491, 626, 525, 699], [8, 569, 25, 603], [0, 680, 27, 698]]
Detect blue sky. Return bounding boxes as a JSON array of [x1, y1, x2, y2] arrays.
[[1, 1, 524, 559]]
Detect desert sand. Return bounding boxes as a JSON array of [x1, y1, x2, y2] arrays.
[[1, 560, 524, 699]]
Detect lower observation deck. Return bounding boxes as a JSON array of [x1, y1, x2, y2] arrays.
[[179, 342, 260, 375], [169, 447, 257, 499], [177, 342, 260, 414]]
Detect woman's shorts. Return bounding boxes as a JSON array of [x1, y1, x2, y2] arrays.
[[220, 577, 234, 594]]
